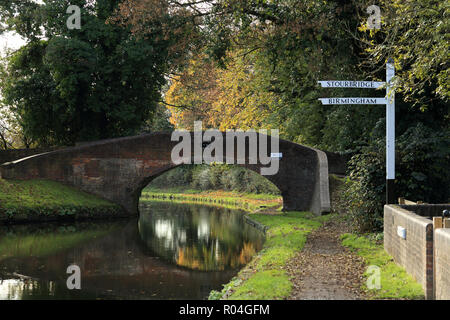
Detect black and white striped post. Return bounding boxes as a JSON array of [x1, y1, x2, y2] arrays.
[[318, 59, 396, 205]]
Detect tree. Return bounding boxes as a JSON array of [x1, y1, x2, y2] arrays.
[[0, 0, 173, 145], [165, 50, 278, 131], [161, 0, 367, 147], [358, 0, 449, 108], [141, 103, 175, 132], [164, 54, 219, 130]]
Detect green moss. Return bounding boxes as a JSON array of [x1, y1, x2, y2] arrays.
[[341, 233, 425, 299], [0, 178, 121, 221], [209, 211, 334, 300]]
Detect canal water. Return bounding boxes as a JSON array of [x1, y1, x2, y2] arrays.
[[0, 201, 264, 300]]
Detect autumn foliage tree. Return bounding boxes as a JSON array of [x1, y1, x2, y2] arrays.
[[0, 0, 176, 145], [165, 50, 278, 131]]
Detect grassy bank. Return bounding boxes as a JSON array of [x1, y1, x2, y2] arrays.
[[0, 179, 123, 223], [209, 212, 332, 300], [341, 233, 424, 299], [141, 186, 282, 212]]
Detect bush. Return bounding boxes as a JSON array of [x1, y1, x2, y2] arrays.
[[339, 152, 385, 233], [149, 163, 280, 195], [191, 165, 213, 190], [218, 166, 280, 194], [151, 165, 192, 188], [395, 123, 450, 203], [208, 163, 229, 189], [338, 123, 450, 233]]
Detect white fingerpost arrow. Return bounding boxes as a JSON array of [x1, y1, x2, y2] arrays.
[[318, 97, 387, 105], [317, 80, 385, 89], [318, 59, 396, 204]]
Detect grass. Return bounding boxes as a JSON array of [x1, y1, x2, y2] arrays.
[[229, 270, 292, 300], [209, 211, 333, 300], [143, 187, 424, 300], [341, 233, 425, 299], [0, 179, 115, 209], [141, 186, 282, 213], [0, 178, 121, 222]]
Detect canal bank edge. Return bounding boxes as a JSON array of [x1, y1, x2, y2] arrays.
[[0, 179, 127, 224], [243, 215, 268, 234], [140, 189, 282, 212], [209, 211, 333, 300]]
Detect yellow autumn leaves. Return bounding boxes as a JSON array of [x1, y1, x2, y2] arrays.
[[165, 50, 279, 131]]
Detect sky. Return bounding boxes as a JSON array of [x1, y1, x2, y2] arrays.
[[0, 0, 43, 55], [0, 32, 26, 55]]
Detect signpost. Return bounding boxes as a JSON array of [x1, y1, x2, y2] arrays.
[[385, 59, 395, 205], [318, 97, 387, 105], [318, 80, 385, 89], [318, 59, 396, 204]]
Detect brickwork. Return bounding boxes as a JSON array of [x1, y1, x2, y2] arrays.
[[384, 205, 433, 299], [0, 147, 59, 165], [0, 133, 335, 216], [434, 228, 450, 300]]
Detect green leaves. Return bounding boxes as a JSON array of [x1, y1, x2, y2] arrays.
[[361, 0, 449, 106], [338, 121, 450, 232], [1, 0, 171, 145]]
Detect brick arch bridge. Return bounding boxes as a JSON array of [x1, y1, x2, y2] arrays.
[[0, 132, 346, 216]]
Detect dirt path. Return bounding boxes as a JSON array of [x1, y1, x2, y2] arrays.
[[287, 219, 367, 300]]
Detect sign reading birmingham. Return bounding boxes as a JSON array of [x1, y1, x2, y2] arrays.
[[319, 97, 387, 105]]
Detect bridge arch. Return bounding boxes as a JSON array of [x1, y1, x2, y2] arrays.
[[0, 132, 333, 215]]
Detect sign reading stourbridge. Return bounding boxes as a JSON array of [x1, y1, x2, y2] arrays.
[[318, 80, 385, 89], [318, 59, 396, 205]]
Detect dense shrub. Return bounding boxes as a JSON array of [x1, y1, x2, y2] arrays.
[[395, 124, 450, 203], [151, 165, 192, 188], [339, 123, 450, 233], [191, 165, 213, 190], [339, 152, 385, 233], [149, 164, 280, 195]]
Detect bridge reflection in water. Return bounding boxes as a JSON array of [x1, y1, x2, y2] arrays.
[[0, 202, 264, 300]]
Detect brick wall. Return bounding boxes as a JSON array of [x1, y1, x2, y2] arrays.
[[384, 205, 433, 299], [0, 148, 59, 165], [434, 228, 450, 300]]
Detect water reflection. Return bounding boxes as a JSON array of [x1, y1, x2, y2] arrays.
[[0, 279, 58, 300], [139, 202, 264, 271], [0, 202, 264, 300]]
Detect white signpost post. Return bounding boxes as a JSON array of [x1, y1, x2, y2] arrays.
[[318, 59, 396, 204]]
